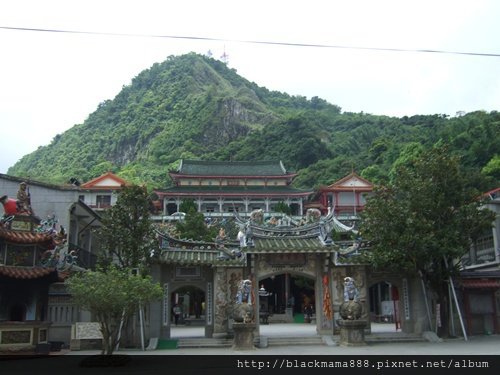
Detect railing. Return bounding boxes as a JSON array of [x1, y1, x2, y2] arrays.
[[151, 212, 305, 222]]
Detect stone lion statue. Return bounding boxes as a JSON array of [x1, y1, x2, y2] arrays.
[[249, 209, 264, 225], [305, 208, 321, 223], [233, 279, 254, 323], [339, 276, 362, 320]]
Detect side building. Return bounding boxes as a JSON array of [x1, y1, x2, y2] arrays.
[[0, 175, 102, 350], [459, 187, 500, 335]]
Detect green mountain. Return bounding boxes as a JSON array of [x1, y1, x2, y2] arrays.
[[7, 53, 500, 191]]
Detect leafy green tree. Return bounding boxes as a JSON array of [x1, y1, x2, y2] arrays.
[[482, 154, 500, 181], [66, 267, 162, 355], [274, 201, 292, 215], [89, 161, 116, 179], [360, 145, 495, 337], [179, 198, 197, 214], [96, 185, 157, 272], [175, 209, 217, 241]]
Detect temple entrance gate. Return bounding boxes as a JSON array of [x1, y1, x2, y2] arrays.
[[258, 273, 316, 324], [170, 286, 206, 326], [254, 253, 330, 334]]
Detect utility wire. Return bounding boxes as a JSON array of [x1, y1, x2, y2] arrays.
[[2, 25, 500, 58]]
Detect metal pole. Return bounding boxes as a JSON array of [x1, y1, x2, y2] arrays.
[[139, 304, 145, 350], [443, 257, 467, 341], [115, 308, 126, 351], [419, 272, 433, 331], [448, 282, 456, 337], [448, 275, 468, 341]]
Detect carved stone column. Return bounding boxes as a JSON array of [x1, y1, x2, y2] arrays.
[[213, 267, 228, 338]]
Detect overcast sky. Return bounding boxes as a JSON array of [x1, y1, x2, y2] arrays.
[[1, 0, 499, 174]]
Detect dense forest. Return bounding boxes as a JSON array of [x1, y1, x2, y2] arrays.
[[8, 53, 500, 192]]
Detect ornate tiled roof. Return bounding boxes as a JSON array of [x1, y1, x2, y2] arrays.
[[0, 226, 53, 244], [154, 210, 367, 265], [159, 249, 247, 267], [155, 228, 246, 267], [173, 160, 291, 177], [252, 237, 333, 253], [0, 265, 58, 280]]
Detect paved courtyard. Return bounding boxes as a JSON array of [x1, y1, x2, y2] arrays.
[[64, 323, 500, 356]]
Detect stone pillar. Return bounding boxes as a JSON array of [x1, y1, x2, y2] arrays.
[[232, 323, 256, 350], [337, 320, 367, 346], [148, 264, 165, 339], [213, 268, 228, 338]]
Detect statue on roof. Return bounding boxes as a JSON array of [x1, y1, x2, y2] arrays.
[[237, 226, 246, 247], [0, 182, 34, 220], [249, 209, 264, 225], [305, 208, 321, 223], [216, 227, 226, 249], [16, 182, 33, 215]]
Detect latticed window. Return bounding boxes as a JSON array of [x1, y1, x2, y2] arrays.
[[463, 231, 496, 267], [96, 195, 111, 208]]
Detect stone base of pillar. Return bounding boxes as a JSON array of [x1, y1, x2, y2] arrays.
[[232, 323, 256, 350], [337, 320, 367, 346]]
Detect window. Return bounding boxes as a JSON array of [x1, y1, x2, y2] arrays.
[[462, 232, 496, 267], [5, 244, 36, 266], [96, 195, 111, 208]]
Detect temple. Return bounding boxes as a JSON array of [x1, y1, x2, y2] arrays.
[[154, 160, 313, 216]]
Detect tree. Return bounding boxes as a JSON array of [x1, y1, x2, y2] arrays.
[[96, 185, 157, 272], [179, 198, 197, 214], [66, 267, 162, 355], [176, 210, 217, 241], [360, 145, 495, 337], [274, 201, 292, 215], [482, 154, 500, 181]]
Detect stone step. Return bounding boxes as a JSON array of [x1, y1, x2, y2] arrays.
[[176, 337, 233, 348], [175, 333, 426, 348], [269, 336, 324, 345], [365, 333, 426, 343], [257, 335, 326, 348]]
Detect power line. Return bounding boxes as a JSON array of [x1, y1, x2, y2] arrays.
[[2, 25, 500, 58]]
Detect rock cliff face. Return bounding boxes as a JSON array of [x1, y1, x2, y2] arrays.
[[199, 97, 277, 146]]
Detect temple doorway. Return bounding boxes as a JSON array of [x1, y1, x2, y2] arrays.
[[170, 286, 205, 326], [258, 273, 315, 324], [369, 281, 401, 331]]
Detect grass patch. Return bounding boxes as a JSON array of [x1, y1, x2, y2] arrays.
[[293, 314, 305, 323], [157, 339, 178, 350]]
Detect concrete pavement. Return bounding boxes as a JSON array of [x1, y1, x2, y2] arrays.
[[64, 323, 500, 356]]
